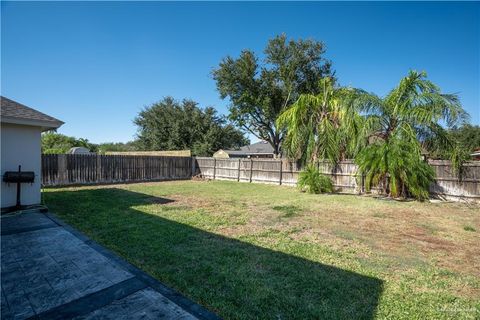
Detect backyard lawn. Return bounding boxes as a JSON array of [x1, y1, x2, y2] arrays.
[[44, 180, 479, 319]]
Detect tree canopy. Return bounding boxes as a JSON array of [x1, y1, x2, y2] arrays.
[[427, 124, 480, 159], [360, 70, 468, 149], [213, 34, 333, 157], [97, 141, 140, 154], [41, 132, 98, 154], [277, 77, 365, 164], [134, 97, 249, 156], [450, 124, 480, 153]]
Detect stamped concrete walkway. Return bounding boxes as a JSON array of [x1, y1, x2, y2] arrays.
[[1, 211, 219, 320]]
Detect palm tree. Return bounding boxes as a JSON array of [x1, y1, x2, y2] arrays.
[[361, 70, 467, 146], [357, 70, 469, 199], [277, 77, 364, 164]]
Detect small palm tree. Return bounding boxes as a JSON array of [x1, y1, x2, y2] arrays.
[[357, 70, 468, 199], [277, 77, 364, 164]]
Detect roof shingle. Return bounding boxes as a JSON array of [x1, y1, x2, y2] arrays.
[[225, 141, 274, 155], [1, 96, 63, 129]]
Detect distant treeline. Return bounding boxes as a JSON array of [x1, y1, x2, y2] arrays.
[[41, 124, 480, 158], [41, 97, 250, 156], [41, 133, 139, 154]]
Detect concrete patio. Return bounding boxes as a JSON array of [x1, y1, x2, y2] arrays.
[[1, 211, 218, 320]]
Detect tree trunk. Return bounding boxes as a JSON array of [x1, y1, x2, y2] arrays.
[[271, 134, 282, 159]]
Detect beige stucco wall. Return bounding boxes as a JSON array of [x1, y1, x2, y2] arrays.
[[1, 123, 42, 208]]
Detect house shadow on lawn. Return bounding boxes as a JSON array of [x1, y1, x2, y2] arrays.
[[44, 188, 384, 320]]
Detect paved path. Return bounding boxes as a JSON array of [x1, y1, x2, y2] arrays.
[[1, 211, 219, 320]]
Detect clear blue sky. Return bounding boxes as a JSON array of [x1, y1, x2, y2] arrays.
[[2, 1, 479, 143]]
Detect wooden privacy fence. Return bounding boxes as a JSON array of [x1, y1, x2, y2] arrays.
[[193, 157, 480, 201], [194, 157, 362, 189], [41, 154, 480, 201], [428, 160, 480, 200], [42, 154, 192, 186]]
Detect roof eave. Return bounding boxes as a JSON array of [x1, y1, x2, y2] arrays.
[[1, 116, 64, 131]]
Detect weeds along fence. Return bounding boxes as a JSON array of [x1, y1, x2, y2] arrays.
[[193, 157, 480, 201], [41, 154, 192, 186]]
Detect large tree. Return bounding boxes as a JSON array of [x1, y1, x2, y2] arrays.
[[426, 124, 480, 159], [213, 34, 333, 157], [134, 97, 249, 156]]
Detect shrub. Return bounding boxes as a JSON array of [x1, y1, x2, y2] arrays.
[[356, 138, 435, 201], [297, 164, 334, 194]]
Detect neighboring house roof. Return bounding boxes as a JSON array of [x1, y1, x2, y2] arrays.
[[1, 96, 64, 131], [224, 141, 274, 156], [68, 147, 92, 154]]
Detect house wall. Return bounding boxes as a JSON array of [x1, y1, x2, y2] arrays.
[[1, 123, 42, 208]]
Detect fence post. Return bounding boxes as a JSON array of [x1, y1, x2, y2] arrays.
[[361, 174, 365, 193], [58, 154, 67, 185], [279, 160, 283, 185], [249, 158, 253, 183], [191, 157, 196, 177], [96, 155, 102, 182], [237, 159, 241, 181], [213, 158, 216, 180]]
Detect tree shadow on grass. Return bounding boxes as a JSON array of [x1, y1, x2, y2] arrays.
[[44, 188, 384, 320]]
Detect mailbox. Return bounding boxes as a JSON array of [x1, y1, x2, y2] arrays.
[[2, 165, 35, 211], [3, 171, 35, 183]]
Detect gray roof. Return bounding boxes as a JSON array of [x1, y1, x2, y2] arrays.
[[68, 147, 92, 154], [1, 96, 64, 130], [225, 141, 274, 155]]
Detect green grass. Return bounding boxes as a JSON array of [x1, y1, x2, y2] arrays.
[[464, 225, 476, 232], [272, 205, 302, 217], [44, 180, 480, 320]]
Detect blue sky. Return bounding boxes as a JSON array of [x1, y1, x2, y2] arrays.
[[2, 1, 479, 143]]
